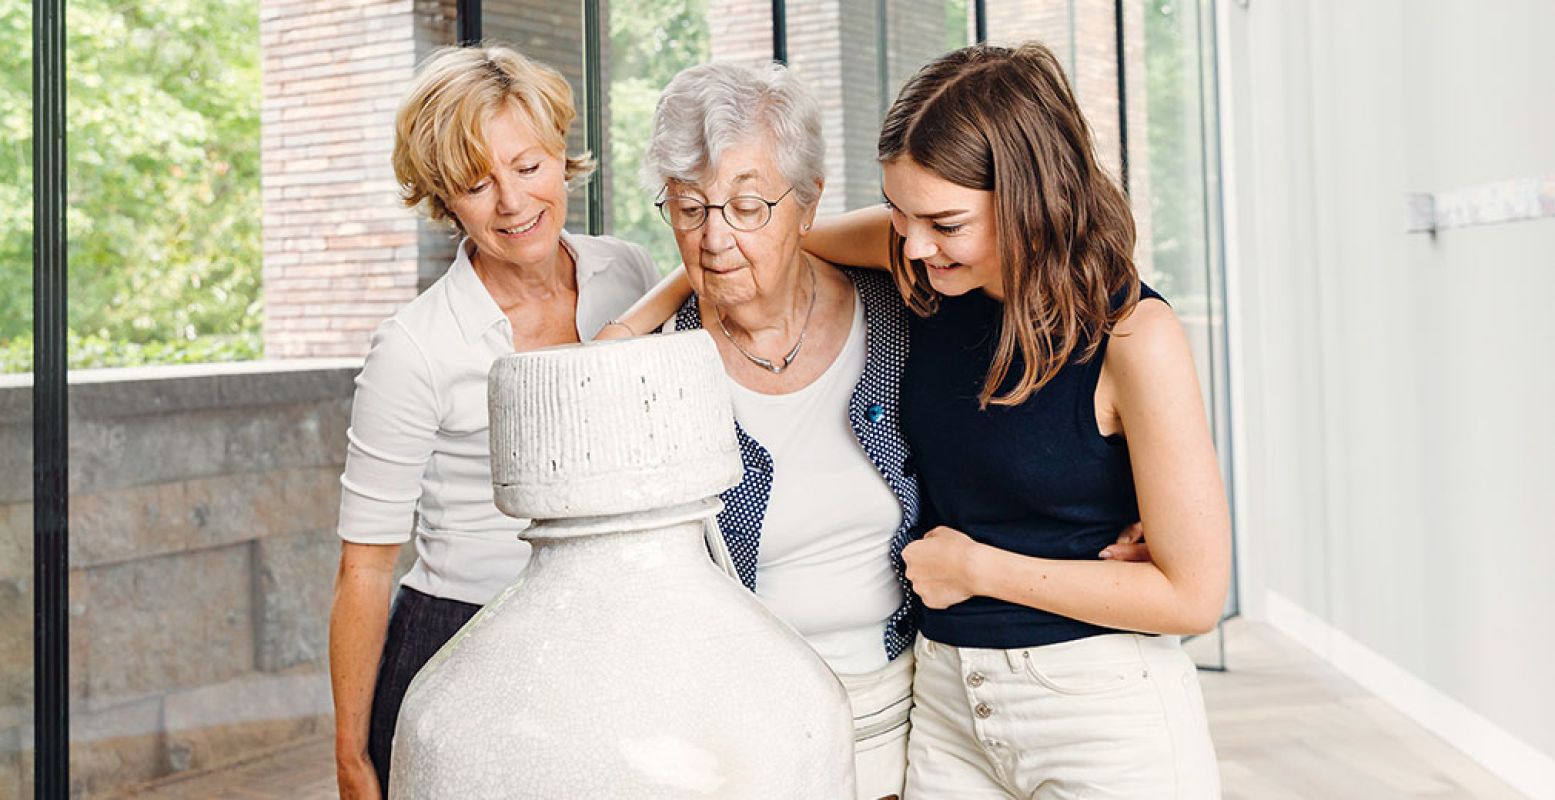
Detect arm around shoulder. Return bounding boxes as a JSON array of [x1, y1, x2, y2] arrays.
[[804, 205, 894, 270], [597, 267, 692, 339]]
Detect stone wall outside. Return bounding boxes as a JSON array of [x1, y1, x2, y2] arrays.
[[0, 361, 363, 798]]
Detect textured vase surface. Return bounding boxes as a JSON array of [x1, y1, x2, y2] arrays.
[[389, 331, 856, 799]]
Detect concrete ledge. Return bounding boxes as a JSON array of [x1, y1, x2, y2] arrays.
[[0, 361, 359, 504], [0, 358, 361, 424]]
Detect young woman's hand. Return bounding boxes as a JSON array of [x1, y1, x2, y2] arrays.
[[902, 526, 986, 609], [593, 268, 692, 341]]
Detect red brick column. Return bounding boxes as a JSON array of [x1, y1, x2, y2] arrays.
[[260, 0, 456, 359]]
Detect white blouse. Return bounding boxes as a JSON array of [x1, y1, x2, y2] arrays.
[[729, 297, 905, 675], [336, 232, 658, 605]]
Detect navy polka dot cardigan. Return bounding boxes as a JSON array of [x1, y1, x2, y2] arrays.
[[673, 267, 921, 661]]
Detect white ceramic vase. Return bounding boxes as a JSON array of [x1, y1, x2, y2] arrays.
[[389, 330, 856, 799]]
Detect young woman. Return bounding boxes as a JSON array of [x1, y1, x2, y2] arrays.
[[821, 42, 1229, 797], [616, 42, 1226, 798]]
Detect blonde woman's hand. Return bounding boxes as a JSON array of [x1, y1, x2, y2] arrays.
[[335, 751, 382, 800], [591, 268, 693, 342]]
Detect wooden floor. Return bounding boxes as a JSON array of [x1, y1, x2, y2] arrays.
[[1184, 620, 1521, 799], [116, 619, 1522, 799]]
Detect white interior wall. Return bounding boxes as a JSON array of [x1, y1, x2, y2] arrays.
[[1219, 0, 1555, 794]]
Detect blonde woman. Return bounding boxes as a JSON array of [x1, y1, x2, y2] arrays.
[[327, 45, 658, 798]]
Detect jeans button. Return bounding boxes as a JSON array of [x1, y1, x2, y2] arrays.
[[974, 702, 993, 719], [966, 671, 985, 688]]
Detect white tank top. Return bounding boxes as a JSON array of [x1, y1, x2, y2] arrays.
[[729, 295, 904, 675]]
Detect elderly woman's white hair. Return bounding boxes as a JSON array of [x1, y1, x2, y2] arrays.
[[642, 61, 826, 208]]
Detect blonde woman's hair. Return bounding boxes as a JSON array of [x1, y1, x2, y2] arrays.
[[393, 43, 593, 228]]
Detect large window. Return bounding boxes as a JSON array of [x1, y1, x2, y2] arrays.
[[1134, 0, 1232, 508], [788, 0, 972, 216], [18, 1, 1234, 794], [0, 0, 262, 374]]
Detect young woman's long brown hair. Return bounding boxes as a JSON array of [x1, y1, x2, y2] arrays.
[[878, 42, 1140, 408]]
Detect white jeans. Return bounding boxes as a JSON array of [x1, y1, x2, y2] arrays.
[[840, 651, 915, 800], [905, 634, 1220, 799]]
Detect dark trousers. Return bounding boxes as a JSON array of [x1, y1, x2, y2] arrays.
[[367, 585, 482, 794]]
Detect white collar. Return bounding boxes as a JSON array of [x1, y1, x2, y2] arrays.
[[445, 231, 587, 344]]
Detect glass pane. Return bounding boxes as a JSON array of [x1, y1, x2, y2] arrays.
[[785, 0, 972, 217], [984, 1, 1130, 195], [65, 0, 263, 371], [1, 0, 34, 793], [64, 0, 410, 793], [1130, 0, 1236, 617], [1138, 0, 1212, 350], [606, 0, 715, 272], [485, 1, 591, 235]]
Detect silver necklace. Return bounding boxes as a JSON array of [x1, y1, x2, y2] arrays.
[[714, 259, 818, 374]]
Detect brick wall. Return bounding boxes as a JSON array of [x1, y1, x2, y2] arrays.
[[260, 1, 442, 359], [0, 363, 364, 798]]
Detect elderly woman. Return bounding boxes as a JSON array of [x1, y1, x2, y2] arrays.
[[327, 45, 658, 798], [631, 62, 920, 800]]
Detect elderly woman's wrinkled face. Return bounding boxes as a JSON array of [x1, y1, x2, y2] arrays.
[[446, 104, 569, 272], [667, 138, 816, 308]]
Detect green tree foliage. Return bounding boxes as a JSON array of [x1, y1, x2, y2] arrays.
[[0, 0, 262, 372], [607, 0, 709, 274], [944, 0, 969, 52], [0, 2, 36, 349]]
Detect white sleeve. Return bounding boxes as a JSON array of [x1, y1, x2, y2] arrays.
[[336, 319, 440, 545]]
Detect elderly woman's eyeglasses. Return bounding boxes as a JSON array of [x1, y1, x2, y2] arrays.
[[656, 186, 794, 232]]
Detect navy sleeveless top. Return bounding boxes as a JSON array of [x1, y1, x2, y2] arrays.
[[900, 283, 1164, 649]]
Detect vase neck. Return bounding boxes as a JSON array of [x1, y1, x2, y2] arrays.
[[520, 497, 723, 541]]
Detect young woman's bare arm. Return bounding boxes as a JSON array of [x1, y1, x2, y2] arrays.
[[595, 268, 692, 339], [803, 205, 894, 270], [902, 301, 1231, 634]]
